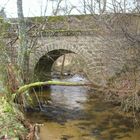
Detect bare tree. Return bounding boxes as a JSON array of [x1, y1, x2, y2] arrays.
[[0, 8, 6, 19], [17, 0, 29, 83]]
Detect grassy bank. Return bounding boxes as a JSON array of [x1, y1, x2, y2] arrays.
[[0, 97, 27, 139]]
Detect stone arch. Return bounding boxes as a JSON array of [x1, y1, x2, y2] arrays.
[[34, 49, 75, 81], [30, 41, 91, 81]]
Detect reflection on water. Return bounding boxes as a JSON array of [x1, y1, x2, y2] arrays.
[[50, 85, 87, 109], [51, 74, 89, 109], [26, 74, 140, 140]]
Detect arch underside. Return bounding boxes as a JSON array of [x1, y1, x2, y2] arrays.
[[34, 49, 74, 81]]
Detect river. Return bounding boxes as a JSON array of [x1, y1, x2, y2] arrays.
[[25, 74, 140, 140]]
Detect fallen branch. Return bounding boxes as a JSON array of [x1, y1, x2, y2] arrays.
[[16, 80, 135, 95], [17, 81, 92, 94]]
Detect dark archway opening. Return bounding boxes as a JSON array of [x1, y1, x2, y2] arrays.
[[34, 49, 75, 81]]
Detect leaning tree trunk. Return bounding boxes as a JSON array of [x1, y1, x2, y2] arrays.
[[17, 0, 29, 84], [16, 81, 92, 95]]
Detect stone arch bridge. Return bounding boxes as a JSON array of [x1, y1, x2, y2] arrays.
[[29, 35, 128, 85], [30, 36, 95, 81], [8, 14, 139, 85]]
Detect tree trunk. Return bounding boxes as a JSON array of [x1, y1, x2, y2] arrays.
[[17, 0, 29, 83], [60, 54, 65, 79], [17, 81, 92, 94]]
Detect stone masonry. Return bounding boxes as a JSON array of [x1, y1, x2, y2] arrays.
[[7, 14, 140, 85]]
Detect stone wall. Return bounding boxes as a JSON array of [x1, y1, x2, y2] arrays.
[[7, 14, 140, 85], [29, 35, 132, 85]]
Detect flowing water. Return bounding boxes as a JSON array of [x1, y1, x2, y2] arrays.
[[25, 74, 140, 140]]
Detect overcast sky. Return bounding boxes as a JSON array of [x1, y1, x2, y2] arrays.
[[0, 0, 136, 18], [0, 0, 82, 17]]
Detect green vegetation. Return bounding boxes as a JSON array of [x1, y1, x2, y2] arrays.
[[0, 17, 28, 139], [0, 97, 27, 139]]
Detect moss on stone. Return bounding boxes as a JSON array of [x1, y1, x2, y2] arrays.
[[27, 14, 93, 24], [28, 16, 46, 23], [47, 16, 66, 22]]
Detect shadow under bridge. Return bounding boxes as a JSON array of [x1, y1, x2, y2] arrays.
[[34, 49, 75, 81]]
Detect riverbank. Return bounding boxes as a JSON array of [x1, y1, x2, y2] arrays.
[[0, 97, 27, 139]]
